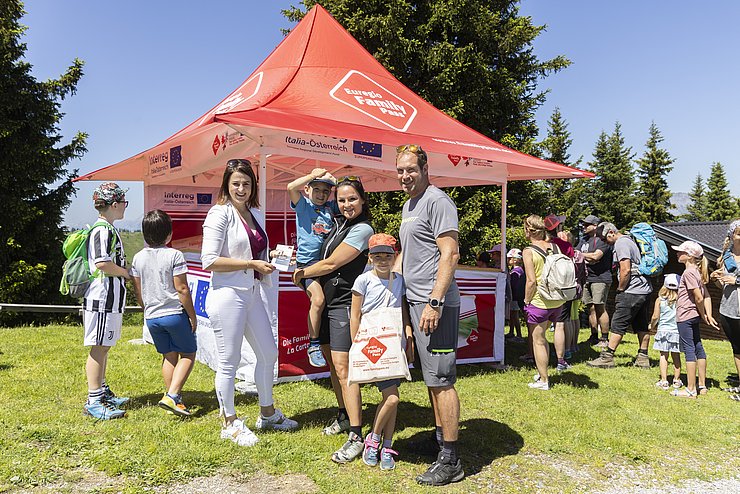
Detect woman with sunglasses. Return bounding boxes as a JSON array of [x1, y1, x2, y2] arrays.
[[201, 159, 298, 447], [293, 176, 374, 463]]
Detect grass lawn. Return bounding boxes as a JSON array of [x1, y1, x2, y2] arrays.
[[0, 324, 738, 493]]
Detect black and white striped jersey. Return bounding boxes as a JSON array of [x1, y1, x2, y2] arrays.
[[83, 219, 127, 313]]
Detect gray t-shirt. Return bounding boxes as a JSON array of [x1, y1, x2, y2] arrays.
[[719, 280, 740, 319], [613, 236, 652, 295], [400, 185, 460, 306], [131, 247, 189, 320]]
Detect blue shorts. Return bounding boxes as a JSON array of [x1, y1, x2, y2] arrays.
[[376, 379, 401, 392], [297, 261, 320, 290], [146, 312, 197, 354]]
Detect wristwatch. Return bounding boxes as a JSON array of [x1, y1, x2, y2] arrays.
[[428, 298, 444, 309]]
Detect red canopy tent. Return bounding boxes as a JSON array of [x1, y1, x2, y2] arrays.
[[76, 5, 591, 380]]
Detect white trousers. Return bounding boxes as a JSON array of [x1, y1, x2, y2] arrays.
[[206, 285, 277, 416]]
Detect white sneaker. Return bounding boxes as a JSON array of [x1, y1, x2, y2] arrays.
[[255, 408, 298, 431], [221, 418, 259, 447], [528, 380, 550, 390], [533, 373, 540, 382]]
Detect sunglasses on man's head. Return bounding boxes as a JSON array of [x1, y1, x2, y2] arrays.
[[397, 144, 426, 155]]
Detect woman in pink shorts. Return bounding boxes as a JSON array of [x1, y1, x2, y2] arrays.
[[522, 215, 564, 390]]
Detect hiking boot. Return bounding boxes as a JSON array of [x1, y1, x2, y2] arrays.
[[307, 344, 326, 368], [595, 339, 609, 350], [587, 351, 616, 368], [221, 418, 259, 447], [633, 353, 650, 369], [322, 416, 350, 435], [332, 432, 364, 463], [380, 447, 398, 470], [362, 434, 380, 467], [103, 385, 129, 407], [255, 408, 298, 431], [416, 452, 464, 486], [84, 400, 126, 420], [158, 394, 191, 417]]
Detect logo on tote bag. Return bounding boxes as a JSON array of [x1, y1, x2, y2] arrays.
[[361, 337, 387, 364]]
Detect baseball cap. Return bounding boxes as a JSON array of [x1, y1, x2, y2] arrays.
[[488, 244, 502, 254], [308, 177, 337, 187], [368, 233, 397, 254], [580, 214, 601, 226], [544, 214, 565, 231], [92, 182, 127, 204], [663, 273, 681, 290], [671, 240, 704, 258], [507, 248, 523, 259]]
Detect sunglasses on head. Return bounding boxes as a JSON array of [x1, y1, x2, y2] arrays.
[[338, 175, 362, 183], [397, 144, 426, 156], [227, 159, 252, 169]]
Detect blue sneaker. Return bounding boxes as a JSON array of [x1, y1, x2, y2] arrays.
[[380, 447, 398, 470], [84, 400, 126, 420], [307, 344, 326, 368], [103, 385, 129, 407], [362, 434, 380, 466]]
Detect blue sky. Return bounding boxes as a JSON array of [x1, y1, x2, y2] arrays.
[[21, 1, 740, 229]]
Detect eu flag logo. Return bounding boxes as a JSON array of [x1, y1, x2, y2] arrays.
[[353, 141, 382, 158], [197, 193, 212, 205], [169, 146, 182, 168], [194, 279, 209, 317]]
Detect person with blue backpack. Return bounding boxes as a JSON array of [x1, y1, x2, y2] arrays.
[[587, 222, 653, 369]]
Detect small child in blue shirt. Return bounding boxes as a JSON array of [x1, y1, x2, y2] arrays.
[[288, 168, 339, 367], [131, 210, 198, 416]]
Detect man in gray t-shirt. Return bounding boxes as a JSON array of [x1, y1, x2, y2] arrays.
[[587, 222, 653, 369], [397, 144, 463, 486]]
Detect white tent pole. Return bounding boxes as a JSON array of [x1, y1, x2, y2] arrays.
[[496, 180, 508, 363], [501, 181, 508, 254], [259, 150, 267, 211]]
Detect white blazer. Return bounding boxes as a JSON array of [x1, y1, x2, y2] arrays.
[[201, 202, 272, 290]]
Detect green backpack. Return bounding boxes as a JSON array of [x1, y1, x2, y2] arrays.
[[59, 221, 117, 298]]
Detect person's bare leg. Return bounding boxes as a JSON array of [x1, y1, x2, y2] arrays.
[[531, 323, 549, 382], [86, 345, 110, 392], [162, 352, 177, 391], [430, 386, 459, 442], [332, 351, 361, 426], [595, 304, 610, 339], [554, 322, 566, 360], [168, 352, 195, 396], [322, 344, 345, 409]]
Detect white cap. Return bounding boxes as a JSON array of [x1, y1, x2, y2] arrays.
[[663, 273, 680, 290]]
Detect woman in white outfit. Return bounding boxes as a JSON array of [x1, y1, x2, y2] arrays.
[[201, 159, 298, 446]]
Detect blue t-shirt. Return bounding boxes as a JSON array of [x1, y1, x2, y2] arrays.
[[352, 271, 405, 313], [292, 195, 339, 265]]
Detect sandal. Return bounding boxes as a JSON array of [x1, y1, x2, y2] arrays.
[[670, 388, 697, 399], [722, 386, 740, 393], [654, 380, 669, 390], [672, 379, 683, 389], [697, 385, 708, 395]]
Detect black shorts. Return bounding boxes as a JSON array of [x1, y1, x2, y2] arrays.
[[610, 292, 650, 336], [557, 299, 574, 322], [319, 306, 353, 352]]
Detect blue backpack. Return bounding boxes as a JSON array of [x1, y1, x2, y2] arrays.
[[629, 222, 668, 277]]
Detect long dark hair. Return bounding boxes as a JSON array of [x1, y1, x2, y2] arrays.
[[335, 176, 371, 221], [217, 159, 259, 208]]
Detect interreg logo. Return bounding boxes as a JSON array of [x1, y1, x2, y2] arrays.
[[163, 190, 195, 206], [329, 70, 417, 132], [148, 146, 182, 176]]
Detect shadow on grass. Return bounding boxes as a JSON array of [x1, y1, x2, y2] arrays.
[[128, 390, 256, 418], [394, 418, 523, 474], [550, 371, 599, 389], [289, 399, 436, 431], [0, 363, 12, 371]]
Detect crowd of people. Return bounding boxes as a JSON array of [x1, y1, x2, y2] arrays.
[[495, 213, 740, 399], [76, 145, 740, 487]]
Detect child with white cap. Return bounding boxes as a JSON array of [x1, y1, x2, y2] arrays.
[[671, 241, 721, 397], [650, 273, 683, 390]]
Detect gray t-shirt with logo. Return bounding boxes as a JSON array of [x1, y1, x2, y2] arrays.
[[400, 185, 460, 306], [131, 247, 189, 320], [613, 236, 652, 295]]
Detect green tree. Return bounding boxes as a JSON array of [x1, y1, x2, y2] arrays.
[[634, 122, 675, 224], [284, 0, 570, 262], [589, 123, 637, 230], [0, 1, 86, 324], [684, 173, 708, 221], [539, 107, 585, 229], [705, 162, 738, 221]]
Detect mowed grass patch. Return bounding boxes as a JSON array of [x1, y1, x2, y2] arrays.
[[0, 324, 738, 493]]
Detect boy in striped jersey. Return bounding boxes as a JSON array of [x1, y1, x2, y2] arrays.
[[83, 182, 131, 420]]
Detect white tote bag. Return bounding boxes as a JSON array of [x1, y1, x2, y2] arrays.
[[347, 274, 412, 385]]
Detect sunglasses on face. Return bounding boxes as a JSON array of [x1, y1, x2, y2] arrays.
[[114, 201, 129, 208]]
